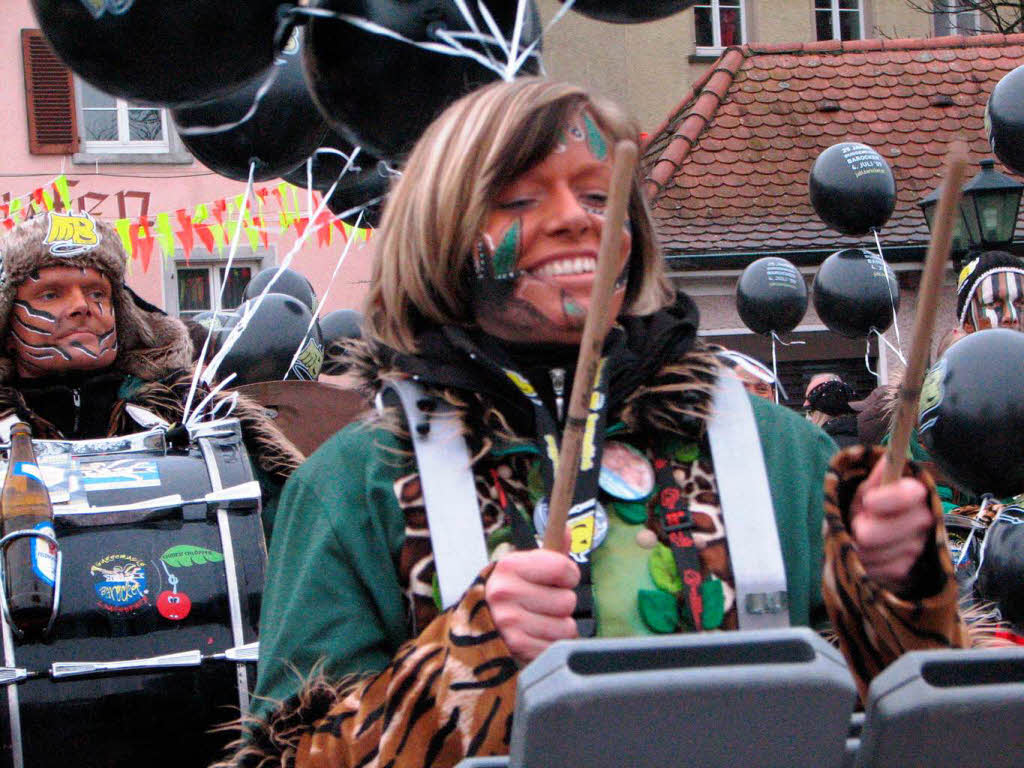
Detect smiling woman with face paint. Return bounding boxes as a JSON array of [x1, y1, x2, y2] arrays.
[[237, 79, 970, 768]]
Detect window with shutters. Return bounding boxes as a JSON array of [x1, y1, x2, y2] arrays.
[[21, 29, 78, 155], [77, 78, 170, 154]]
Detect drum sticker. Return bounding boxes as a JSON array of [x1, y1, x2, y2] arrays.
[[160, 545, 224, 568], [156, 559, 191, 621], [31, 521, 56, 587], [91, 554, 148, 613], [79, 458, 160, 491]]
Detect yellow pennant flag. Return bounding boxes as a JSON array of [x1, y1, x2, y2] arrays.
[[154, 212, 175, 258], [53, 176, 71, 211], [114, 218, 133, 258]]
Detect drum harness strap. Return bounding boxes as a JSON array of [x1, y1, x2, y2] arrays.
[[380, 374, 789, 630]]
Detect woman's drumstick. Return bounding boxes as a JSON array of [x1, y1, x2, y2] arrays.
[[883, 141, 969, 484], [543, 139, 638, 551]]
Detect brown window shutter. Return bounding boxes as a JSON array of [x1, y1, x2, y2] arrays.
[[21, 29, 79, 155]]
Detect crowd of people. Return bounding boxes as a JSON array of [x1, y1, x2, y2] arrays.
[[0, 76, 1021, 768]]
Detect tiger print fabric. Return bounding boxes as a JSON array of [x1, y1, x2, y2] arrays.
[[228, 567, 515, 768], [822, 444, 968, 702]]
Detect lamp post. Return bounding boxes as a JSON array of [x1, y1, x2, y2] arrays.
[[918, 158, 1024, 258]]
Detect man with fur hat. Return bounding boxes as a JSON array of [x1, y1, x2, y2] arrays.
[[0, 212, 302, 533]]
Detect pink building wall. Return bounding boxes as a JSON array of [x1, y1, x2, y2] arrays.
[[1, 2, 374, 318]]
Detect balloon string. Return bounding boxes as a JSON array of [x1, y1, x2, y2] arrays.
[[768, 331, 800, 402], [286, 6, 541, 82], [201, 166, 344, 386], [870, 326, 907, 366], [283, 208, 366, 380], [183, 160, 255, 423], [175, 56, 283, 137], [873, 227, 905, 360]]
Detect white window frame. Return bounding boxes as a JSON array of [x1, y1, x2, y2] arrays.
[[933, 1, 982, 35], [72, 76, 192, 165], [694, 0, 747, 57], [814, 0, 865, 41], [163, 249, 272, 320]]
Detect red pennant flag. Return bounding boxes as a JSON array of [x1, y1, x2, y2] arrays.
[[31, 188, 43, 208], [332, 216, 348, 241], [0, 204, 8, 220], [175, 209, 194, 263], [253, 215, 269, 249], [315, 210, 333, 247], [212, 198, 227, 224], [293, 216, 309, 240], [194, 223, 215, 254], [2, 219, 13, 231], [133, 216, 154, 273]]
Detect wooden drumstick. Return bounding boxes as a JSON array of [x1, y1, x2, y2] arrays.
[[543, 139, 638, 551], [883, 141, 969, 484]]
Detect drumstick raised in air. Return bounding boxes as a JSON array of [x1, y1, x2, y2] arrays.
[[883, 141, 969, 484], [543, 139, 638, 551]]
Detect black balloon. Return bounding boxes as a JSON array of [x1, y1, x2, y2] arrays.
[[736, 257, 807, 335], [244, 267, 317, 312], [319, 309, 363, 376], [32, 0, 285, 107], [808, 142, 896, 236], [303, 0, 542, 160], [977, 505, 1024, 625], [918, 328, 1024, 498], [216, 294, 324, 385], [986, 64, 1024, 176], [562, 0, 697, 23], [173, 30, 330, 182], [283, 140, 390, 228], [812, 248, 900, 338]]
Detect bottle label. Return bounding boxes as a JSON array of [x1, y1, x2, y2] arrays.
[[12, 463, 43, 483], [31, 522, 56, 587]]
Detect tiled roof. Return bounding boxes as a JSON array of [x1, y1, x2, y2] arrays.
[[642, 34, 1024, 258]]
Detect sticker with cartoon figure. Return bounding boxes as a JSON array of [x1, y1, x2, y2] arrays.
[[91, 553, 148, 613], [532, 498, 608, 562], [42, 212, 100, 257], [156, 558, 191, 621], [917, 358, 946, 434], [291, 336, 324, 381], [599, 441, 655, 501]]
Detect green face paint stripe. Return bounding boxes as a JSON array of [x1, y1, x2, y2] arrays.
[[583, 113, 609, 161], [492, 220, 520, 279]]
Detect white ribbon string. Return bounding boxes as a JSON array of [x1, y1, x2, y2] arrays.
[[183, 160, 255, 424], [768, 331, 801, 403], [175, 58, 284, 136], [283, 208, 366, 380], [873, 228, 905, 359], [201, 171, 344, 386], [289, 1, 542, 83]]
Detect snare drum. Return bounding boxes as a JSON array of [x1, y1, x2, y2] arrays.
[[0, 418, 265, 768]]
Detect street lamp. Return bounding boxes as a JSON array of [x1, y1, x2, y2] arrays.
[[918, 158, 1024, 256]]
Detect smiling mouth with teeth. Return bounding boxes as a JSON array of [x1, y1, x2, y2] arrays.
[[530, 257, 598, 279]]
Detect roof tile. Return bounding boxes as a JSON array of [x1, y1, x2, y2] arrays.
[[643, 33, 1024, 256]]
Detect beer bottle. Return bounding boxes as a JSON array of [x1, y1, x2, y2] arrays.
[[1, 422, 55, 638]]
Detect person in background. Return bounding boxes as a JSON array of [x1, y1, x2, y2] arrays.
[[715, 348, 778, 401], [804, 376, 859, 448], [0, 213, 303, 537]]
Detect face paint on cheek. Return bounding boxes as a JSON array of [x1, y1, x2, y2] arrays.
[[582, 112, 609, 161]]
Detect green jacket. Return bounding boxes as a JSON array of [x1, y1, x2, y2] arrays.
[[253, 394, 837, 714]]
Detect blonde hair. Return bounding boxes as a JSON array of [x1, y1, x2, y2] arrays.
[[364, 77, 672, 353]]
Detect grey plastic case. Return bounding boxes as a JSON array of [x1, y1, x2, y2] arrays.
[[501, 628, 857, 768], [855, 645, 1024, 767]]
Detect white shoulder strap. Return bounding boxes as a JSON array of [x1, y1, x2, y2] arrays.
[[707, 372, 790, 630], [379, 380, 488, 609]]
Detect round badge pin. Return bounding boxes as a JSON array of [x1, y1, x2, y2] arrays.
[[533, 498, 609, 557], [599, 441, 655, 501]]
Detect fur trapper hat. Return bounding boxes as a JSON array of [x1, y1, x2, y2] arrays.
[[0, 212, 192, 383]]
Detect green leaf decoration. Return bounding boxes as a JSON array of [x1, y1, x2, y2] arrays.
[[526, 460, 546, 504], [701, 577, 725, 630], [432, 571, 442, 611], [673, 442, 699, 463], [487, 525, 514, 551], [648, 543, 683, 593], [638, 589, 678, 634], [161, 545, 224, 568], [610, 499, 648, 524]]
